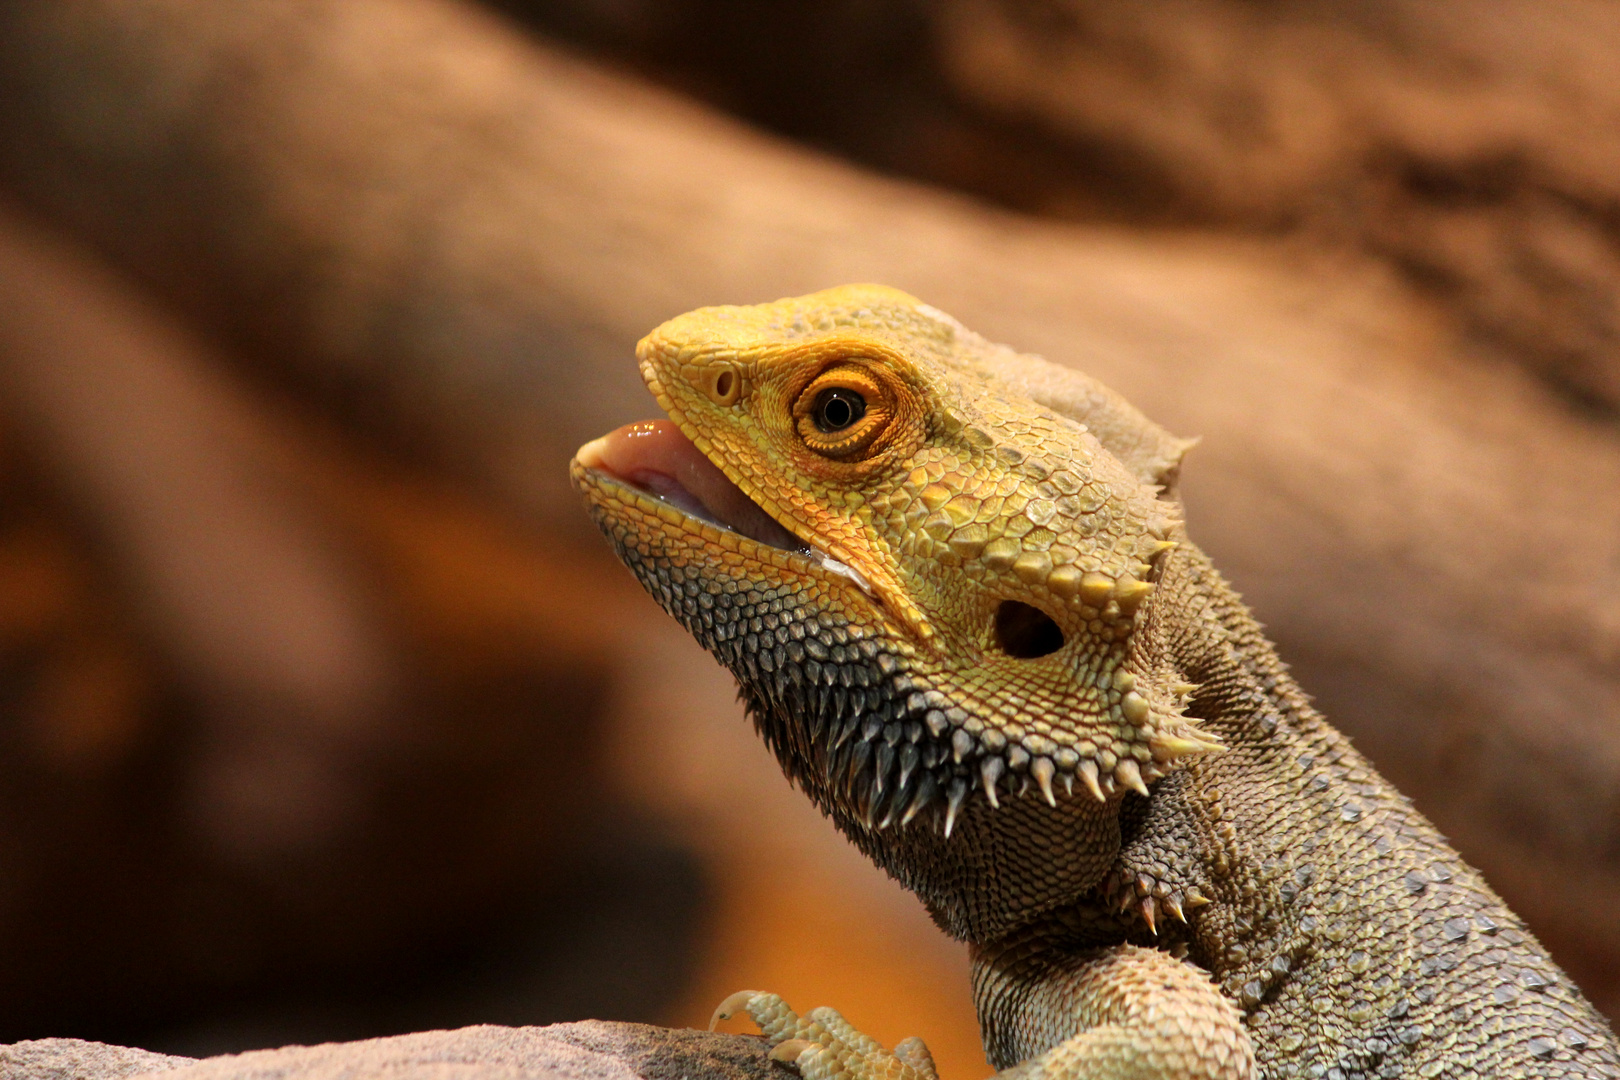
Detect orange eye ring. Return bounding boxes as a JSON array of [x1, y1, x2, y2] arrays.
[[792, 364, 893, 460]]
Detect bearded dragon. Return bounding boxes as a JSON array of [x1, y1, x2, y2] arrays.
[[571, 285, 1619, 1080]]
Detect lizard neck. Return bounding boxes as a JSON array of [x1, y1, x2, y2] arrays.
[[1131, 536, 1336, 925], [1110, 539, 1441, 1000]]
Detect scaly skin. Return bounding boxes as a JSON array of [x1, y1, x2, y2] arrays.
[[571, 285, 1619, 1079]]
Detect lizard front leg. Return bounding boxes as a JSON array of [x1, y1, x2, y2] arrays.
[[981, 944, 1254, 1080], [716, 944, 1252, 1080]]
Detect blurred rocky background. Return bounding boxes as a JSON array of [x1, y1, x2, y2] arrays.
[[0, 2, 1617, 1077]]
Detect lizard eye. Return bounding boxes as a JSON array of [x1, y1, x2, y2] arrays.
[[812, 388, 866, 432], [793, 364, 893, 460]]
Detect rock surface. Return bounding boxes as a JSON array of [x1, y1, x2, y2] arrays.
[[0, 1023, 775, 1080], [0, 1039, 193, 1080]]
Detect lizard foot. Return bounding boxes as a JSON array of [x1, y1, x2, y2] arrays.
[[711, 990, 938, 1080]]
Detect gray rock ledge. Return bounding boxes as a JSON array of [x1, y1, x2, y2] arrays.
[[1, 1021, 779, 1080]]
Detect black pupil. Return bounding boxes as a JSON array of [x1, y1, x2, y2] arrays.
[[814, 388, 866, 432]]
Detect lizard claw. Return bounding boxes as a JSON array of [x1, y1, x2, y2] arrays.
[[710, 990, 765, 1031]]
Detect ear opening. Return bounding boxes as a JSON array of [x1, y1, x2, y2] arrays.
[[994, 601, 1065, 659]]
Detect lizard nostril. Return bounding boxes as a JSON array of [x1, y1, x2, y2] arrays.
[[994, 601, 1065, 659], [705, 363, 742, 406]]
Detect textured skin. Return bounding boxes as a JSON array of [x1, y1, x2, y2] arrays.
[[571, 285, 1620, 1079]]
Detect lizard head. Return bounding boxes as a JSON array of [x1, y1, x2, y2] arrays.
[[572, 284, 1220, 938]]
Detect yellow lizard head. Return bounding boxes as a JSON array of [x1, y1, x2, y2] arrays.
[[573, 284, 1220, 936]]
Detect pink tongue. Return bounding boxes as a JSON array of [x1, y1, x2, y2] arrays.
[[578, 420, 805, 551]]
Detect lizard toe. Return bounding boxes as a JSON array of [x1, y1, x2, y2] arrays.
[[710, 989, 804, 1044], [715, 996, 937, 1080], [770, 1038, 821, 1064]]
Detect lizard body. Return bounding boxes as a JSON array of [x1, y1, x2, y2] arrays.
[[571, 285, 1619, 1079]]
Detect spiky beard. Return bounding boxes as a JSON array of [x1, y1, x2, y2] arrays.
[[590, 501, 1111, 839]]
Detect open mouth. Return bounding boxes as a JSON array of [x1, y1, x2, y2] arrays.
[[576, 420, 879, 595], [577, 420, 809, 552], [576, 420, 877, 599]]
